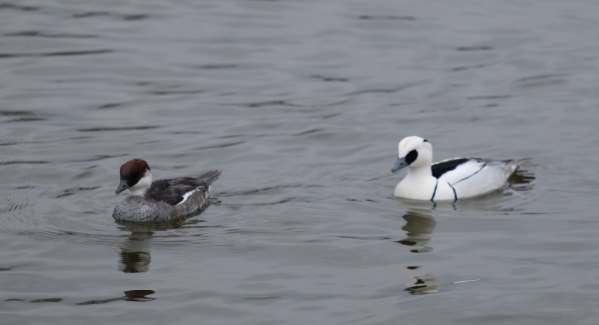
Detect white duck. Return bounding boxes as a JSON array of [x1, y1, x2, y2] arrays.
[[392, 136, 518, 202]]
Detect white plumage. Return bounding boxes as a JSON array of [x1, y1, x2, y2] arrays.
[[392, 136, 518, 202]]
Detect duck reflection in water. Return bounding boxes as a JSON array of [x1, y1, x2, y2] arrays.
[[396, 208, 439, 295], [119, 226, 153, 273], [117, 218, 202, 273], [395, 167, 534, 294], [396, 209, 436, 253], [118, 221, 180, 273]]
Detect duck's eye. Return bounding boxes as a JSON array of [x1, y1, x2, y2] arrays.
[[423, 139, 429, 143], [405, 150, 418, 165]]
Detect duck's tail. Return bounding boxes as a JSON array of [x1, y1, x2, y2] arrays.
[[197, 170, 221, 185], [503, 159, 519, 175]]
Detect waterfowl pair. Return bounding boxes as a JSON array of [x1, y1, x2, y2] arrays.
[[112, 136, 518, 223]]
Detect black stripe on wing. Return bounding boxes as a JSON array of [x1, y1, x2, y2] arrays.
[[431, 158, 470, 179]]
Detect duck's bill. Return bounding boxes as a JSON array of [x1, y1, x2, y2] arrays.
[[115, 181, 128, 194], [391, 158, 407, 174]]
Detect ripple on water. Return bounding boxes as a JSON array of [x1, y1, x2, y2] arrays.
[[0, 109, 45, 122], [71, 12, 149, 21], [0, 49, 113, 58], [345, 81, 426, 96], [55, 186, 100, 198], [357, 15, 417, 21], [512, 73, 568, 89], [0, 0, 590, 322], [76, 125, 160, 132], [456, 45, 494, 52], [3, 30, 98, 39], [0, 160, 49, 166], [0, 3, 39, 12], [4, 290, 156, 306]]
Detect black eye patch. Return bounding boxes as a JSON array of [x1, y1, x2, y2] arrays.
[[405, 150, 418, 165], [123, 169, 144, 187]]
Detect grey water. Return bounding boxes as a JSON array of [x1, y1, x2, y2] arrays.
[[1, 0, 599, 324]]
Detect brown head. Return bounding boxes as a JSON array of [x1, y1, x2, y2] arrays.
[[115, 159, 152, 194]]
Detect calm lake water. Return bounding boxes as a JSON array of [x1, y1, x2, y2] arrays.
[[2, 0, 599, 324]]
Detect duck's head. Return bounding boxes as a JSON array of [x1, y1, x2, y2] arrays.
[[391, 136, 433, 173], [116, 159, 152, 196]]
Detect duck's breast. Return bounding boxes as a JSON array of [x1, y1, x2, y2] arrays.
[[395, 174, 438, 200], [113, 197, 174, 223]]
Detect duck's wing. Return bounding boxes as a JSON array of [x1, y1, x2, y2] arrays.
[[146, 170, 221, 206], [436, 158, 518, 198], [433, 158, 486, 183]]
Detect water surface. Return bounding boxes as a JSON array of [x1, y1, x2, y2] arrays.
[[2, 0, 599, 324]]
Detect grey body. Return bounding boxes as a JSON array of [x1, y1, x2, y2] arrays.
[[113, 170, 220, 224]]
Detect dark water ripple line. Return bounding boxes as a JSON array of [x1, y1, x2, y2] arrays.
[[0, 160, 49, 166], [149, 89, 205, 96], [217, 184, 323, 197], [192, 63, 240, 70], [241, 99, 300, 108], [64, 153, 127, 163], [55, 186, 100, 198], [345, 81, 427, 96], [5, 290, 155, 306], [5, 116, 46, 122], [0, 4, 148, 26], [12, 185, 35, 190], [515, 73, 567, 83], [467, 95, 512, 100], [0, 3, 38, 12], [0, 110, 37, 116], [291, 128, 323, 136], [456, 45, 494, 51], [168, 130, 208, 135], [309, 74, 349, 82], [223, 197, 298, 208], [15, 229, 128, 244], [450, 63, 490, 72], [0, 49, 114, 59], [337, 235, 393, 241], [96, 102, 123, 110], [4, 297, 64, 304], [512, 73, 568, 88], [0, 136, 107, 148], [357, 15, 416, 21], [0, 109, 46, 122], [0, 141, 18, 146], [71, 11, 148, 21], [3, 30, 98, 39], [193, 141, 245, 151], [76, 125, 160, 132]]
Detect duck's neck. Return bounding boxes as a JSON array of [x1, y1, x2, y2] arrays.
[[406, 165, 432, 179], [128, 172, 152, 197]]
